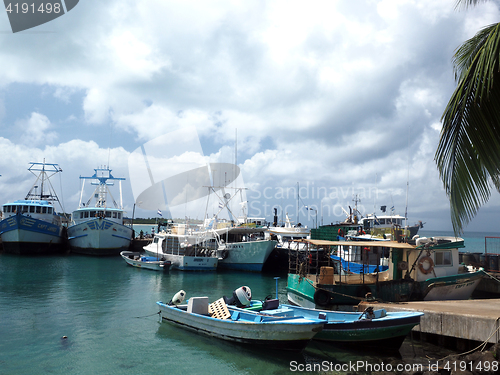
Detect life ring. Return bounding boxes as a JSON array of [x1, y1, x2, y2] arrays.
[[338, 229, 344, 237], [313, 289, 331, 307], [418, 256, 434, 274]]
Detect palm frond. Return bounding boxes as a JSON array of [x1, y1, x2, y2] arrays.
[[436, 22, 500, 234], [455, 0, 489, 10]]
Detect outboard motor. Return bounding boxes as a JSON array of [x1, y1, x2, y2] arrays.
[[168, 290, 186, 306], [223, 286, 252, 307]]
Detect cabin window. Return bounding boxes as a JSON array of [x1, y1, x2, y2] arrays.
[[118, 213, 121, 219], [29, 206, 35, 213], [153, 237, 159, 244], [4, 206, 8, 213], [36, 206, 41, 213], [48, 207, 52, 214], [84, 211, 89, 218], [379, 219, 385, 224], [105, 211, 111, 218], [396, 219, 402, 225], [22, 206, 28, 213], [42, 207, 47, 214], [435, 251, 452, 266], [91, 211, 96, 217], [112, 212, 117, 218]]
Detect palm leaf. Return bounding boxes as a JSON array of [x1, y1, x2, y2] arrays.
[[436, 22, 500, 233]]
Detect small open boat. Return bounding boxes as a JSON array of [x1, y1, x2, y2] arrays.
[[277, 304, 422, 350], [156, 291, 325, 351], [225, 287, 423, 351], [120, 251, 171, 271]]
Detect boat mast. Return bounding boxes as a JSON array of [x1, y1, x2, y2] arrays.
[[297, 182, 299, 224], [25, 160, 63, 205], [81, 167, 125, 209]]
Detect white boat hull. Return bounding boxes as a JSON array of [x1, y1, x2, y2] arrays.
[[423, 277, 482, 301], [287, 290, 317, 309], [68, 218, 132, 255], [120, 251, 170, 271], [218, 240, 276, 272], [143, 241, 217, 271]]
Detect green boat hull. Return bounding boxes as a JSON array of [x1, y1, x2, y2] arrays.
[[287, 270, 485, 308]]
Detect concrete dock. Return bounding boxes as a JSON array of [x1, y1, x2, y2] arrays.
[[359, 299, 500, 349]]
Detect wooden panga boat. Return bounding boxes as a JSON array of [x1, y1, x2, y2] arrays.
[[156, 294, 325, 351], [120, 251, 171, 271], [283, 304, 422, 350]]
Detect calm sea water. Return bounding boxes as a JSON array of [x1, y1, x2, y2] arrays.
[[1, 225, 487, 375]]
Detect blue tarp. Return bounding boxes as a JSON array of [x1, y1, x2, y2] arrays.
[[330, 255, 388, 274]]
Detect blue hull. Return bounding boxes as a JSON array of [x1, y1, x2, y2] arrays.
[[0, 214, 65, 255]]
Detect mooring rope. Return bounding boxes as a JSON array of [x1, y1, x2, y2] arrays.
[[133, 311, 161, 319], [433, 317, 500, 363], [483, 270, 500, 284]]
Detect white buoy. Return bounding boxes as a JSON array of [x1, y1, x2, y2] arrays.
[[171, 290, 186, 305]]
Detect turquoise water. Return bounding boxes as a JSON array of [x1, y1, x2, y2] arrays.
[[0, 253, 407, 375], [1, 227, 486, 374]]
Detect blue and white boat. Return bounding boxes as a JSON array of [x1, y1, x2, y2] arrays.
[[0, 161, 66, 255], [67, 167, 133, 256], [157, 292, 324, 351], [143, 230, 218, 271], [225, 287, 423, 351], [120, 250, 171, 271]]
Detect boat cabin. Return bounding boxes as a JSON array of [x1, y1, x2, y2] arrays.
[[2, 199, 61, 221], [291, 236, 465, 284], [71, 207, 124, 225]]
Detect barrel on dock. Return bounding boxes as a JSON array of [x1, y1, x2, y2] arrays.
[[488, 254, 499, 272]]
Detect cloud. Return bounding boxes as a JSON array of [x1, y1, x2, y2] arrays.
[[17, 112, 57, 146], [1, 0, 500, 230]]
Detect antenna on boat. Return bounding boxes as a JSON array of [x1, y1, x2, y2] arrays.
[[297, 182, 299, 224], [352, 194, 361, 224], [404, 123, 410, 229]]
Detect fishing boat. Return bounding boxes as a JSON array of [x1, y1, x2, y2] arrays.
[[228, 300, 422, 350], [264, 209, 314, 272], [268, 211, 310, 244], [214, 223, 277, 272], [312, 199, 423, 243], [67, 167, 133, 255], [199, 188, 277, 272], [143, 229, 218, 271], [0, 161, 66, 255], [156, 291, 324, 351], [287, 237, 485, 309], [151, 191, 276, 272], [120, 251, 171, 271]]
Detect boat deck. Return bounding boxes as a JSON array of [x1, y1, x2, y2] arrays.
[[358, 299, 500, 346]]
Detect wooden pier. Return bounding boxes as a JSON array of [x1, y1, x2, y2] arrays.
[[359, 299, 500, 349]]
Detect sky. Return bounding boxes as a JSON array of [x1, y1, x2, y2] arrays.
[[0, 0, 499, 233]]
